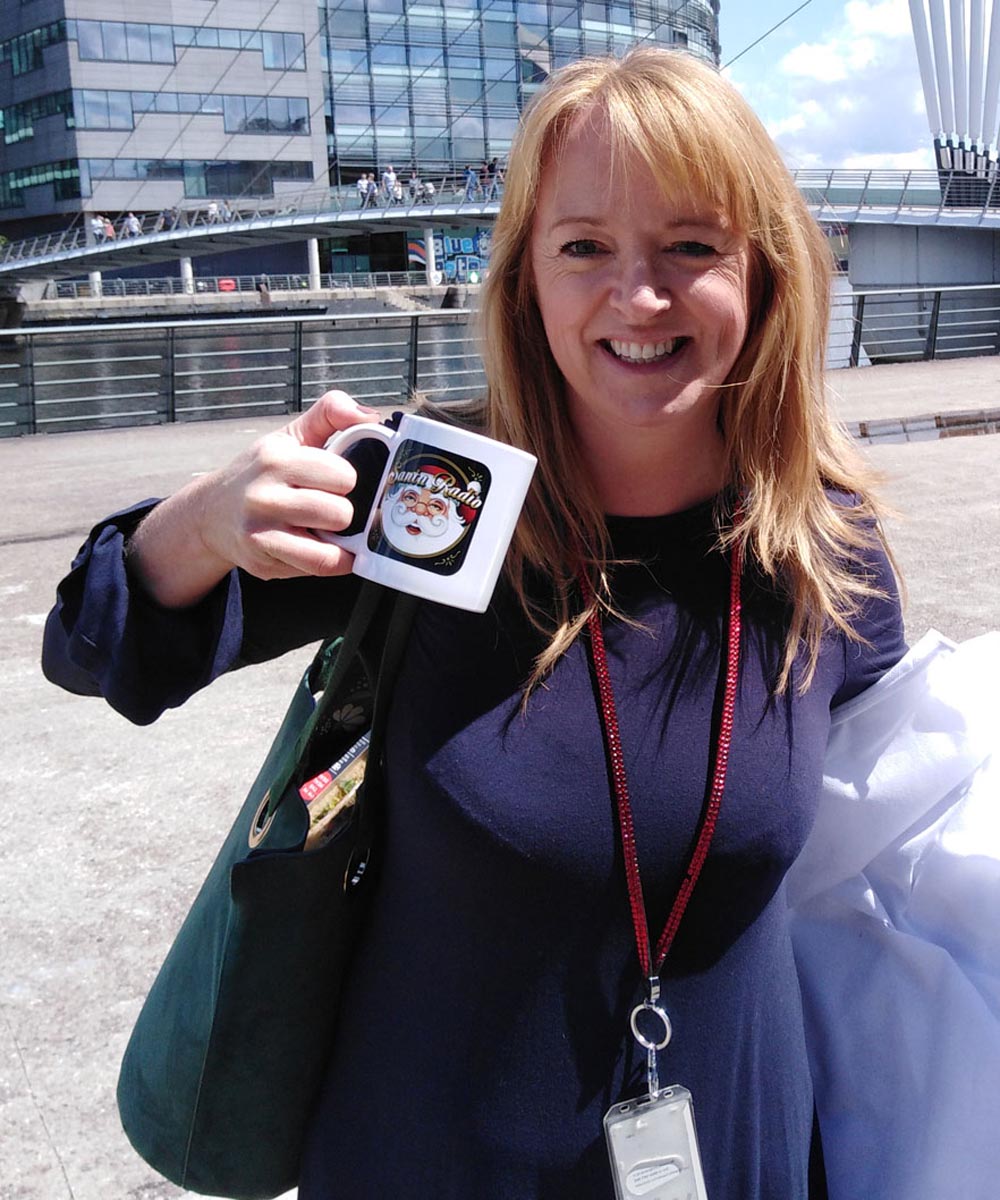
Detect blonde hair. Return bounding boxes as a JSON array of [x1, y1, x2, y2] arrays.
[[445, 47, 891, 692]]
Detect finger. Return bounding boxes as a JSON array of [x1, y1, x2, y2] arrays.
[[285, 390, 380, 449], [253, 486, 355, 536], [245, 527, 358, 579], [247, 436, 359, 497], [277, 443, 359, 495]]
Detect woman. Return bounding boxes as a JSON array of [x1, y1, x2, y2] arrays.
[[43, 50, 904, 1198]]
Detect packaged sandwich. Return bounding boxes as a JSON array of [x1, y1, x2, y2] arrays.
[[299, 732, 370, 851]]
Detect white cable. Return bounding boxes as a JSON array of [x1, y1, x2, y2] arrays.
[[951, 0, 968, 139], [910, 0, 944, 135], [982, 0, 1000, 149], [969, 0, 985, 143], [929, 0, 956, 135]]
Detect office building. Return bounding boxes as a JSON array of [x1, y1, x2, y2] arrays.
[[1, 2, 720, 243], [321, 0, 719, 185]]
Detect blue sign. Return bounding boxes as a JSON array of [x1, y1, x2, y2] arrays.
[[408, 228, 492, 280]]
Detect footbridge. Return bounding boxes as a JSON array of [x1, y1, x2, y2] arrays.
[[0, 181, 501, 283], [3, 169, 1000, 283]]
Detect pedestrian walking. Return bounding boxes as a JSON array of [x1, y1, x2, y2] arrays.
[[381, 164, 397, 204], [487, 160, 504, 201]]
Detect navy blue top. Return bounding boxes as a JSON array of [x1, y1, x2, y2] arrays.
[[43, 496, 905, 1200]]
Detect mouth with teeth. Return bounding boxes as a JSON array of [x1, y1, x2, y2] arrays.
[[603, 337, 688, 365]]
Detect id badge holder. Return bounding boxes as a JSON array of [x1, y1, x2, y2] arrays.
[[604, 1086, 708, 1200]]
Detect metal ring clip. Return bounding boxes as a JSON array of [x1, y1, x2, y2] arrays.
[[629, 1000, 673, 1052]]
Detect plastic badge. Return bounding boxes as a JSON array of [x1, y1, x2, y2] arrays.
[[604, 1085, 709, 1200]]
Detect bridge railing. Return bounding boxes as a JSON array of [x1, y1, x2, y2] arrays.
[[791, 167, 1000, 213], [47, 271, 435, 299], [0, 173, 501, 267]]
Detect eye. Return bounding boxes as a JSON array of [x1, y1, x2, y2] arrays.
[[559, 239, 603, 257], [428, 501, 447, 516], [401, 489, 419, 504], [669, 241, 717, 258]]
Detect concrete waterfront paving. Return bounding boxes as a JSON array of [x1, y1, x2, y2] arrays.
[[1, 360, 998, 1200]]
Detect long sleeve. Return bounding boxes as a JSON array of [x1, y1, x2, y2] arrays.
[[42, 501, 358, 725]]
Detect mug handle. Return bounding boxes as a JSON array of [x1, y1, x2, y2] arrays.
[[320, 421, 399, 554]]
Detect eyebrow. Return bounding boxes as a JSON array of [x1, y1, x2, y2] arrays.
[[546, 214, 727, 233]]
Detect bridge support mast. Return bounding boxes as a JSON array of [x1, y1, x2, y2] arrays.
[[424, 228, 440, 285], [308, 238, 322, 291], [180, 257, 194, 296]]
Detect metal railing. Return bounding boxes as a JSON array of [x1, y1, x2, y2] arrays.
[[827, 280, 1000, 367], [791, 167, 1000, 217], [3, 281, 1000, 436], [0, 173, 502, 268], [0, 308, 483, 437], [46, 271, 437, 299]]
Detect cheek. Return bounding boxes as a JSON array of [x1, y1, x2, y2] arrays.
[[536, 274, 593, 358], [691, 275, 749, 348]]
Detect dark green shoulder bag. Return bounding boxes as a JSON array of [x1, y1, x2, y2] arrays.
[[117, 580, 417, 1199]]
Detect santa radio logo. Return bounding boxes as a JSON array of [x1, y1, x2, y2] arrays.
[[368, 442, 491, 574]]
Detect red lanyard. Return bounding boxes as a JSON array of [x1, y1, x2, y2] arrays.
[[581, 536, 743, 985]]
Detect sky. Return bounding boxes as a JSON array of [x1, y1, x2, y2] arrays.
[[719, 0, 935, 170]]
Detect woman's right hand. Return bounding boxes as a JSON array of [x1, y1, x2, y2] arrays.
[[128, 391, 380, 608]]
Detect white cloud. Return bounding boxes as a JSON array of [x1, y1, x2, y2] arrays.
[[781, 42, 849, 82], [846, 35, 879, 70], [844, 0, 912, 37], [841, 148, 936, 168], [734, 0, 932, 168]]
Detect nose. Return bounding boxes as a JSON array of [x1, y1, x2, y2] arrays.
[[610, 257, 671, 322]]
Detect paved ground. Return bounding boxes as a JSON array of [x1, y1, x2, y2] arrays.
[[1, 359, 998, 1200]]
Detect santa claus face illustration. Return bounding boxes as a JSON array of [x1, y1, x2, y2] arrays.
[[380, 479, 472, 557]]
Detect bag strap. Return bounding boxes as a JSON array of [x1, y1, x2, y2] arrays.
[[351, 589, 419, 872], [264, 579, 389, 822], [309, 579, 385, 727]]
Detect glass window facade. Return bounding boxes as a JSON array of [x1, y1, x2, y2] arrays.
[[0, 158, 80, 209], [79, 158, 313, 198], [1, 88, 74, 144], [0, 20, 307, 71], [1, 87, 310, 142], [0, 21, 67, 75], [319, 0, 719, 182]]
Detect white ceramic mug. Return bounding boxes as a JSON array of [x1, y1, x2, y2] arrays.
[[319, 413, 537, 612]]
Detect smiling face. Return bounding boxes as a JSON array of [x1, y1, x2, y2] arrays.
[[529, 109, 751, 474]]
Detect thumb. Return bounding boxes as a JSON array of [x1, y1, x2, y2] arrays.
[[286, 390, 381, 449]]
